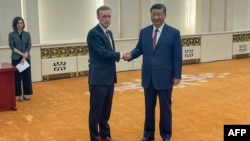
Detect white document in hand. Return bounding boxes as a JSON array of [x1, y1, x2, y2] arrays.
[[16, 60, 30, 72]]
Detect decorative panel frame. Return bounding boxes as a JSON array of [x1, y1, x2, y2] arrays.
[[41, 45, 88, 81], [232, 33, 250, 59], [181, 37, 201, 64]]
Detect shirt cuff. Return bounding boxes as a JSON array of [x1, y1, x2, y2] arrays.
[[120, 52, 123, 59]]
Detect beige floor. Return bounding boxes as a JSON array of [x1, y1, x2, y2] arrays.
[[1, 58, 250, 141]]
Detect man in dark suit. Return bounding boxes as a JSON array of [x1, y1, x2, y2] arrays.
[[87, 5, 126, 141], [127, 4, 182, 141]]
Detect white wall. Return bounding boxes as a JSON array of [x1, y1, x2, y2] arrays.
[[0, 0, 22, 46], [120, 0, 140, 38], [233, 0, 250, 30], [1, 0, 250, 46], [226, 0, 234, 31], [196, 0, 211, 33], [38, 0, 97, 43], [105, 0, 120, 38], [25, 0, 40, 44], [164, 0, 194, 34], [210, 0, 226, 32]]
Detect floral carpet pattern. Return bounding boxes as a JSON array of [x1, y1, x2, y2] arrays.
[[85, 72, 230, 94]]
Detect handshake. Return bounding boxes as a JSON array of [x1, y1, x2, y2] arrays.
[[122, 52, 131, 61]]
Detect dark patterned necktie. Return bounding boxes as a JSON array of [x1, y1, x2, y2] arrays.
[[106, 30, 110, 41], [106, 30, 113, 49], [152, 29, 158, 49]]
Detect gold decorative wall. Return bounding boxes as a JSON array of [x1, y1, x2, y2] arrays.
[[41, 45, 88, 59], [181, 37, 201, 47], [233, 33, 250, 43]]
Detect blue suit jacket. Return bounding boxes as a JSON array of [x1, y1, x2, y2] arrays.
[[87, 24, 121, 85], [8, 31, 31, 60], [131, 24, 182, 90]]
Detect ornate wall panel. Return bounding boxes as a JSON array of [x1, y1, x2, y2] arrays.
[[233, 33, 250, 43], [232, 33, 250, 59], [41, 45, 88, 81], [41, 46, 88, 59], [181, 37, 201, 64], [182, 37, 201, 47]]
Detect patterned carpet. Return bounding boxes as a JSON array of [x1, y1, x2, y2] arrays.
[[1, 58, 250, 141]]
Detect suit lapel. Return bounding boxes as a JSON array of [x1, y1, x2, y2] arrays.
[[21, 32, 26, 44], [109, 31, 115, 51], [147, 26, 154, 52], [97, 25, 113, 50], [106, 30, 113, 49], [13, 32, 22, 44]]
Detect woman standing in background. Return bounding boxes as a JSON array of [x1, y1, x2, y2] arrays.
[[8, 16, 33, 102]]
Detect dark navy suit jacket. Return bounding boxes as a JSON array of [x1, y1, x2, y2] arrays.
[[131, 24, 182, 90], [87, 24, 121, 85]]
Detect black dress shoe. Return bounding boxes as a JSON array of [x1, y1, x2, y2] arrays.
[[101, 136, 118, 141], [140, 137, 153, 141]]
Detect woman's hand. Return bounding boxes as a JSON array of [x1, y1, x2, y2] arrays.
[[22, 52, 28, 59], [20, 58, 26, 64]]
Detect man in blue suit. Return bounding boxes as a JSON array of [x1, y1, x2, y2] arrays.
[[128, 4, 182, 141], [87, 5, 125, 141]]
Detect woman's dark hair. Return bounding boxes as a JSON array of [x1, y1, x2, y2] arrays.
[[12, 16, 25, 31], [150, 4, 167, 14]]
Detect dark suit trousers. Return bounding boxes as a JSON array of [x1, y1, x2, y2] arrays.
[[143, 82, 173, 140], [88, 84, 114, 141], [11, 58, 33, 96]]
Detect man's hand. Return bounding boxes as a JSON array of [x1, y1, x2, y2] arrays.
[[122, 52, 131, 61], [173, 78, 181, 86]]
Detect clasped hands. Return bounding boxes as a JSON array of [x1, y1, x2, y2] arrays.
[[122, 52, 131, 61], [20, 52, 28, 64]]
